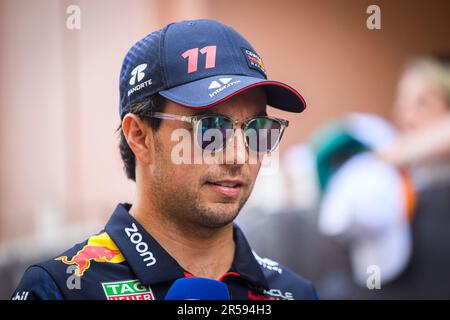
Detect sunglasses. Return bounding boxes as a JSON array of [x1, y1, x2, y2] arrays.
[[149, 112, 289, 153]]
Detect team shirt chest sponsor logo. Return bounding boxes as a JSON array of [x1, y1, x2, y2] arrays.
[[264, 289, 294, 300], [208, 77, 241, 98], [55, 232, 125, 277], [102, 279, 154, 300], [248, 289, 294, 300], [252, 251, 283, 274], [124, 223, 156, 267]]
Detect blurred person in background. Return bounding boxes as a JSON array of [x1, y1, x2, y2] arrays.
[[311, 114, 414, 299], [378, 56, 450, 188], [313, 55, 450, 299], [376, 55, 450, 299]]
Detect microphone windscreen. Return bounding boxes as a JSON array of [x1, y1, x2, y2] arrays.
[[164, 277, 230, 300]]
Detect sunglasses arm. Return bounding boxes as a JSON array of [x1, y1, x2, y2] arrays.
[[151, 112, 195, 125]]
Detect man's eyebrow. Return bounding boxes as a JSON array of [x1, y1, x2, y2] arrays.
[[191, 109, 212, 116]]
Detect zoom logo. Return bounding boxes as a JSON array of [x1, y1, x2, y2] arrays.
[[124, 223, 156, 267]]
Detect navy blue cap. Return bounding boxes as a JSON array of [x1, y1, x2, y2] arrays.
[[119, 19, 306, 118]]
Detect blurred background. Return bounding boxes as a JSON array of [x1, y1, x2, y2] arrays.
[[1, 0, 450, 299]]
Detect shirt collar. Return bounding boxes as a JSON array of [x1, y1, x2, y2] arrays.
[[231, 224, 269, 290], [105, 203, 268, 289], [105, 203, 185, 286]]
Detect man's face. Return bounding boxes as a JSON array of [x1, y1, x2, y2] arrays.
[[145, 88, 267, 230]]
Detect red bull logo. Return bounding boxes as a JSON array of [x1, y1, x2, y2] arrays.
[[56, 232, 125, 277], [243, 49, 267, 76]]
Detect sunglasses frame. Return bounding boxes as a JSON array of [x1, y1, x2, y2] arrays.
[[148, 112, 289, 153]]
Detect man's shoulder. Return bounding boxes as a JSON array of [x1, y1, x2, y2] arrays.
[[252, 251, 319, 300], [37, 231, 123, 271], [12, 231, 129, 300]]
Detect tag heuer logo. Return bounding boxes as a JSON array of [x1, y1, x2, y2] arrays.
[[102, 279, 154, 300]]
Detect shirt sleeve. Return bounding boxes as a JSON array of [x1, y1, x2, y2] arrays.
[[11, 266, 64, 300]]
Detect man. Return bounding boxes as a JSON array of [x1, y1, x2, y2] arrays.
[[12, 19, 317, 300]]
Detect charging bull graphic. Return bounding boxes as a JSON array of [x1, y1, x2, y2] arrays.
[[55, 232, 125, 277]]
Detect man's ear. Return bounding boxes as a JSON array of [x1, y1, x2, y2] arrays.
[[122, 114, 154, 165]]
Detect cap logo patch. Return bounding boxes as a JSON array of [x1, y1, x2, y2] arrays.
[[128, 64, 152, 97], [208, 77, 232, 89], [129, 64, 147, 85], [242, 48, 267, 77], [208, 77, 241, 98]]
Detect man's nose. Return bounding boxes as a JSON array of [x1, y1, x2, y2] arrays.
[[223, 128, 247, 165]]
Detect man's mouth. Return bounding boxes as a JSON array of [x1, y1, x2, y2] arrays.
[[205, 179, 244, 197]]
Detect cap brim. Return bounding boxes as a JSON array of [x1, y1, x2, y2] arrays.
[[159, 75, 306, 113]]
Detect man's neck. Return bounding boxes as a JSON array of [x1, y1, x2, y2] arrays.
[[129, 200, 235, 280]]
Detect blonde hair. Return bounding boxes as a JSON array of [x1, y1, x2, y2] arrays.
[[406, 56, 450, 107]]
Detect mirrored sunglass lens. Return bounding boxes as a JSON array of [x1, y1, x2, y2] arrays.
[[196, 116, 233, 150], [246, 118, 282, 152]]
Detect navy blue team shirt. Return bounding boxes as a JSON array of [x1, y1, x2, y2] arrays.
[[12, 203, 318, 300]]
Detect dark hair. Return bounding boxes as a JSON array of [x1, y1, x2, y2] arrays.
[[117, 94, 166, 181]]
